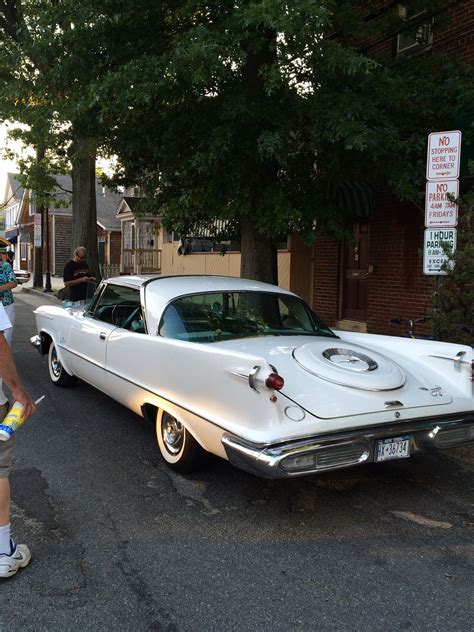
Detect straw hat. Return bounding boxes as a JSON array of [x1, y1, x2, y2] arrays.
[[0, 237, 11, 254]]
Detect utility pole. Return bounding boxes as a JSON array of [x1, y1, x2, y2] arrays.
[[44, 206, 52, 292], [33, 204, 44, 288], [33, 145, 45, 289]]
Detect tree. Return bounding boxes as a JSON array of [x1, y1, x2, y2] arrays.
[[2, 2, 472, 284], [429, 191, 474, 345], [98, 0, 474, 282], [0, 0, 135, 281], [0, 0, 178, 280]]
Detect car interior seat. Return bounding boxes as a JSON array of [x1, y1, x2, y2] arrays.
[[130, 318, 145, 333]]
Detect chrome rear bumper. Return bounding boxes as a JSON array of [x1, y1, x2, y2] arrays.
[[221, 414, 474, 478]]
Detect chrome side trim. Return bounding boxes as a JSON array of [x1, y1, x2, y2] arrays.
[[56, 344, 229, 432], [384, 401, 404, 408], [429, 353, 471, 366], [34, 312, 54, 320], [228, 367, 267, 392], [58, 345, 104, 370], [248, 365, 261, 392], [454, 351, 466, 372]]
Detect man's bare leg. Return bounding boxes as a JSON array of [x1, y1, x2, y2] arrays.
[[0, 478, 10, 526]]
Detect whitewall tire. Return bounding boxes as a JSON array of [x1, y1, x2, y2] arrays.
[[48, 343, 77, 387], [156, 410, 206, 473]]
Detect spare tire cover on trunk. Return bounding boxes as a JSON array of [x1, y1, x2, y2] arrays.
[[293, 340, 405, 391]]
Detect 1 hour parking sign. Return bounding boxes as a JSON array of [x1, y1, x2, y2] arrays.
[[423, 228, 457, 275]]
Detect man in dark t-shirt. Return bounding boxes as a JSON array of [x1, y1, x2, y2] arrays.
[[63, 247, 95, 304]]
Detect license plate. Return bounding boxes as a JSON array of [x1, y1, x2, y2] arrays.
[[375, 435, 410, 462]]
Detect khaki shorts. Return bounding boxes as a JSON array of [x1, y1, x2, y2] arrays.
[[0, 403, 15, 479]]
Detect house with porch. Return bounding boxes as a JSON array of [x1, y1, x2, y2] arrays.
[[115, 193, 317, 302]]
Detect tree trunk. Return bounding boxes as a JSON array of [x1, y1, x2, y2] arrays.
[[240, 215, 278, 284], [68, 135, 101, 281], [238, 25, 279, 284]]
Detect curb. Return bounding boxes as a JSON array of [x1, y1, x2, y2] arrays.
[[20, 286, 62, 303]]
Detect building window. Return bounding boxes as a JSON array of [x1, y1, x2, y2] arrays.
[[123, 221, 133, 249], [396, 4, 433, 55], [20, 242, 28, 261], [6, 204, 18, 229]]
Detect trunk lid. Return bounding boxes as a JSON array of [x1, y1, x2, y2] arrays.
[[215, 336, 453, 419]]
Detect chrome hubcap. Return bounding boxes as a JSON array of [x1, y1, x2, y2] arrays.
[[162, 414, 184, 455], [51, 348, 62, 378]]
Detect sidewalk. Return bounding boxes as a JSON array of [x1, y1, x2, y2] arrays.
[[18, 275, 63, 303]]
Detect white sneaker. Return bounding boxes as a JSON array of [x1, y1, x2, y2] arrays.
[[0, 543, 31, 578]]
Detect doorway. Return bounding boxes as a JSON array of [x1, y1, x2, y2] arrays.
[[341, 222, 369, 322]]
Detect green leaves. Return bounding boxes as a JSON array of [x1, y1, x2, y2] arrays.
[[429, 196, 474, 345], [0, 0, 473, 281]]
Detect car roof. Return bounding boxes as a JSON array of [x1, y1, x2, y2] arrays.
[[103, 275, 297, 334], [105, 274, 295, 298]]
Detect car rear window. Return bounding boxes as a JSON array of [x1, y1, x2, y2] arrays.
[[158, 291, 336, 343]]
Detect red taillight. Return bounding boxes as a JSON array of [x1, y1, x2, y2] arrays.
[[265, 373, 284, 391]]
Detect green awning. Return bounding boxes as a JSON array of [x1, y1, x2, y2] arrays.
[[324, 179, 375, 220]]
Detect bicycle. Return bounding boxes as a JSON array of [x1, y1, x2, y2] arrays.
[[389, 317, 430, 339]]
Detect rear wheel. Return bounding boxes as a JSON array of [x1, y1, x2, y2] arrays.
[[48, 342, 77, 387], [156, 410, 206, 473]]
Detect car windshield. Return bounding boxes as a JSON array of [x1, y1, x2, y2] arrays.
[[159, 291, 337, 343]]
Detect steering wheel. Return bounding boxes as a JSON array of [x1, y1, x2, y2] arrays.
[[120, 306, 141, 330]]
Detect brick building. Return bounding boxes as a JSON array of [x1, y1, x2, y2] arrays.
[[312, 1, 474, 335], [14, 175, 122, 276]]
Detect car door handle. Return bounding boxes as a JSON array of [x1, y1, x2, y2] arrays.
[[99, 332, 107, 340]]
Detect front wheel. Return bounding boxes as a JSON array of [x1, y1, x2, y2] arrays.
[[48, 342, 77, 387], [156, 410, 206, 473]]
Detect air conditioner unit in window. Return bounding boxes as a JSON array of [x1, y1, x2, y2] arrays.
[[396, 4, 433, 54], [397, 22, 432, 53]]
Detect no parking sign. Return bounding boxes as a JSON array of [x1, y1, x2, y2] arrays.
[[424, 131, 461, 275]]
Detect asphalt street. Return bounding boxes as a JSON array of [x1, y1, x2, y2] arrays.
[[0, 289, 472, 632]]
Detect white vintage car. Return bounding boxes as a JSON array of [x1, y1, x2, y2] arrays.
[[31, 275, 474, 478]]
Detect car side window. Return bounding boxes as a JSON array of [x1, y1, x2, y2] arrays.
[[92, 284, 145, 332], [84, 283, 105, 316]]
